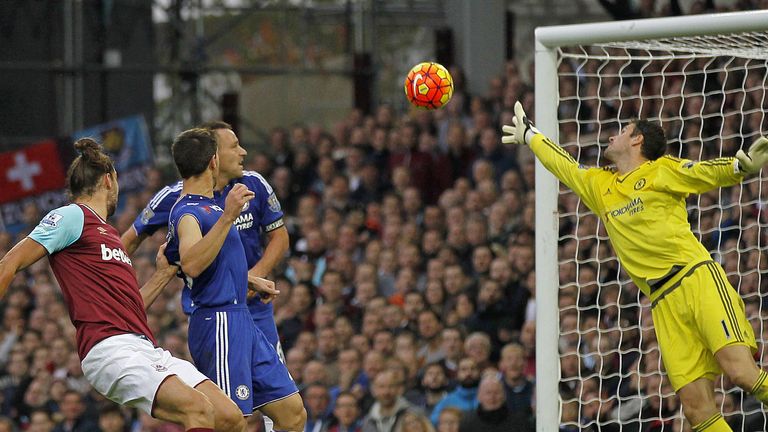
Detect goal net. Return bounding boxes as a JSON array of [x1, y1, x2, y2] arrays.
[[533, 11, 768, 431]]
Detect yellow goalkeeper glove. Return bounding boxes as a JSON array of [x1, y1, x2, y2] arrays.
[[736, 136, 768, 174], [501, 101, 540, 146]]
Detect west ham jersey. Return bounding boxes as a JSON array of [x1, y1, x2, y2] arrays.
[[29, 204, 156, 359], [165, 194, 249, 308], [132, 172, 283, 318]]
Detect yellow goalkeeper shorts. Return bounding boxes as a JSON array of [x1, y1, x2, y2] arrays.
[[650, 260, 757, 391]]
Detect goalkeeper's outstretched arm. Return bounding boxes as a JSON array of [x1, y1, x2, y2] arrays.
[[501, 102, 604, 211], [654, 136, 768, 195]]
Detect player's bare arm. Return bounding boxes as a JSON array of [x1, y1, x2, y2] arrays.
[[139, 243, 179, 309], [247, 225, 288, 301], [249, 225, 288, 278], [121, 226, 149, 256], [0, 238, 48, 299], [178, 183, 254, 278]]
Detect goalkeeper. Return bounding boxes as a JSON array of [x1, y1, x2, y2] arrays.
[[503, 101, 768, 432]]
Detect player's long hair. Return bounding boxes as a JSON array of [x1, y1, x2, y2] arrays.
[[67, 138, 115, 200]]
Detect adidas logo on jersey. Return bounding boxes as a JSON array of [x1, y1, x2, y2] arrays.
[[101, 244, 133, 265], [234, 213, 253, 230]]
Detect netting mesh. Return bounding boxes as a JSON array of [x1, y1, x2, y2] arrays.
[[554, 31, 768, 431]]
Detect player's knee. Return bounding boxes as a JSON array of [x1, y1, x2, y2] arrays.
[[217, 407, 245, 432], [286, 406, 307, 431], [215, 399, 245, 432], [678, 393, 716, 423]]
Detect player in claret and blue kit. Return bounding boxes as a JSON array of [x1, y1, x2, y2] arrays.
[[164, 127, 305, 431], [0, 138, 244, 432]]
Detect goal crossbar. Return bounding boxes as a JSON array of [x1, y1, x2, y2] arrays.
[[535, 10, 768, 48]]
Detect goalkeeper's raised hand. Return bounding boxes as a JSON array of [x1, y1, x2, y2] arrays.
[[501, 101, 541, 146], [736, 136, 768, 174]]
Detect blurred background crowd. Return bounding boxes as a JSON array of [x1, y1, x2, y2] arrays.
[[1, 1, 768, 432]]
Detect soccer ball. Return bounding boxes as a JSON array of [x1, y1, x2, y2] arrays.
[[404, 62, 453, 109]]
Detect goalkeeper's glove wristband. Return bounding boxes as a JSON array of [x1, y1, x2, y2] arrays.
[[521, 116, 540, 145], [512, 100, 540, 145]]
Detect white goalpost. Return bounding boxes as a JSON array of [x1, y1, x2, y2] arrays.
[[534, 10, 768, 431]]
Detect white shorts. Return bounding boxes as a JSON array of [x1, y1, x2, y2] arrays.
[[81, 333, 208, 415]]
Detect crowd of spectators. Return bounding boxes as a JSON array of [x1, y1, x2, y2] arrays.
[[0, 55, 538, 432], [1, 2, 767, 432]]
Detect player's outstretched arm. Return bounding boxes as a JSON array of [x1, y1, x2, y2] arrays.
[[501, 101, 603, 211], [178, 183, 254, 278], [736, 136, 768, 175], [139, 243, 178, 310], [0, 239, 48, 299]]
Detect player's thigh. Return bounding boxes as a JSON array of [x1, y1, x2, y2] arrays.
[[82, 334, 207, 416], [652, 290, 719, 391], [258, 393, 305, 425], [695, 262, 756, 353], [153, 375, 212, 424]]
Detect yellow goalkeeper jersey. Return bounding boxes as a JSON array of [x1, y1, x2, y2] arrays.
[[530, 133, 745, 296]]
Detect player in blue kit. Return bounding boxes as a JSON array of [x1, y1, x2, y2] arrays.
[[121, 121, 290, 430], [122, 121, 288, 349], [164, 127, 306, 431]]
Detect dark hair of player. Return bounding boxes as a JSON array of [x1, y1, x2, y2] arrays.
[[171, 128, 218, 179], [198, 120, 232, 131], [632, 118, 667, 161], [67, 138, 115, 200]]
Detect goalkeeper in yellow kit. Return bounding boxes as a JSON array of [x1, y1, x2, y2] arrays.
[[503, 101, 768, 432]]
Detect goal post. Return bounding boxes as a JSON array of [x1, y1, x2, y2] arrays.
[[534, 10, 768, 431]]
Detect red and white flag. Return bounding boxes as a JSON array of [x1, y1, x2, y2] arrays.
[[0, 140, 67, 204]]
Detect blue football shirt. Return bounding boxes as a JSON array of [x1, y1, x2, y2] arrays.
[[165, 194, 248, 308]]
